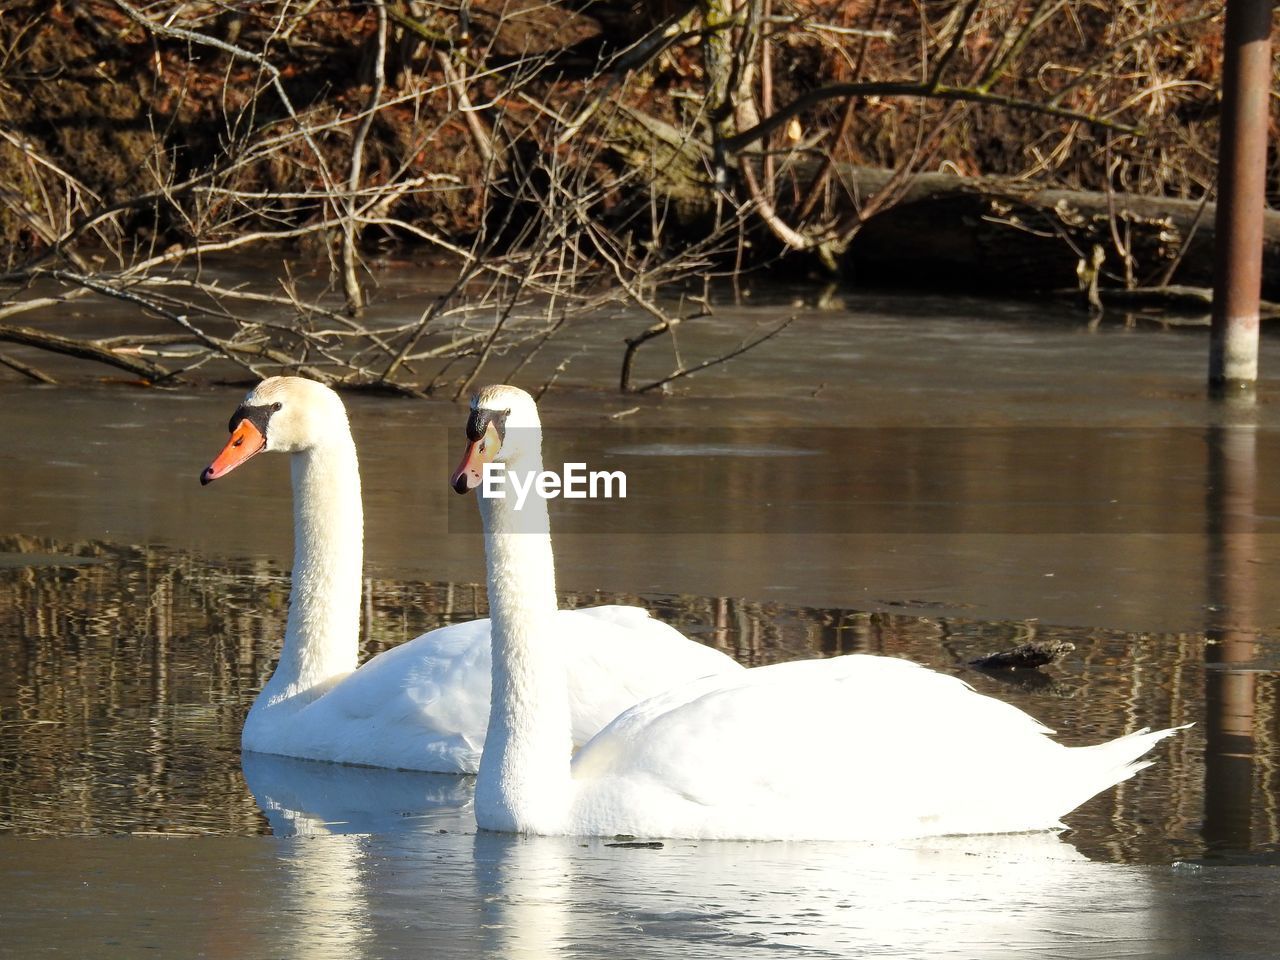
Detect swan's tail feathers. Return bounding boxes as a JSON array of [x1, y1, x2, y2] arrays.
[[1060, 723, 1191, 817]]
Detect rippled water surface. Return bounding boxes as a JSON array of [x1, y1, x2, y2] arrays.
[[3, 289, 1280, 957]]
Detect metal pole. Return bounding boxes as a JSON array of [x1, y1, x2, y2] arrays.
[[1209, 0, 1274, 391]]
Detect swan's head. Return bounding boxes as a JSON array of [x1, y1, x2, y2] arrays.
[[450, 384, 542, 494], [200, 376, 349, 484]]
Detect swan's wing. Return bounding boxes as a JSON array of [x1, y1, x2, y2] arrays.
[[279, 620, 495, 772], [558, 606, 743, 746], [566, 605, 657, 630], [342, 607, 737, 757], [568, 654, 1136, 840], [252, 605, 740, 772]]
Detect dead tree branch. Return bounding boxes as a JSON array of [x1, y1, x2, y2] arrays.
[[627, 315, 796, 394], [342, 0, 389, 315], [0, 322, 172, 381], [719, 80, 1141, 159]]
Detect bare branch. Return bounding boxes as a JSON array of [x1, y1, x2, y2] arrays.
[[0, 349, 57, 384], [720, 80, 1140, 158], [630, 316, 796, 394], [341, 0, 390, 315], [0, 322, 172, 381], [929, 0, 985, 89]]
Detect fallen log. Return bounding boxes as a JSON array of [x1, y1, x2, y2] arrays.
[[599, 110, 1273, 297], [836, 166, 1280, 299]]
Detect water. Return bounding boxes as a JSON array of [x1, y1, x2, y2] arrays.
[[2, 288, 1280, 956], [6, 829, 1276, 959], [7, 829, 1280, 959]]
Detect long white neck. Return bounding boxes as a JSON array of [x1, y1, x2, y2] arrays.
[[475, 446, 572, 834], [260, 434, 363, 708]]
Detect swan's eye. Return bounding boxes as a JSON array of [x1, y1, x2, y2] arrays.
[[272, 402, 282, 412]]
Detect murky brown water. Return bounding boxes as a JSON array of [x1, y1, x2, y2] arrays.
[[2, 288, 1280, 956]]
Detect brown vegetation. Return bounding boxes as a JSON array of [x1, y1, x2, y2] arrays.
[[0, 1, 1265, 391]]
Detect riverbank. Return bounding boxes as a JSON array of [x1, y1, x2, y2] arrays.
[[2, 4, 1248, 282]]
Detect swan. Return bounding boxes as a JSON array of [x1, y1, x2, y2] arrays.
[[200, 376, 741, 772], [452, 384, 1184, 840]]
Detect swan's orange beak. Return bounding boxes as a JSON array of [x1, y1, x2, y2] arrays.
[[451, 422, 500, 494], [201, 419, 267, 485]]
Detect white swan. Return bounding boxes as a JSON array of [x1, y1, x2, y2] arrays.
[[200, 376, 740, 772], [453, 384, 1184, 840]]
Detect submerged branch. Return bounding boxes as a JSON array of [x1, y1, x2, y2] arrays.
[[625, 315, 796, 394], [0, 350, 56, 384], [0, 323, 172, 381]]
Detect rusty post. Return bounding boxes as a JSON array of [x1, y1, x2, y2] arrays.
[[1209, 0, 1274, 391]]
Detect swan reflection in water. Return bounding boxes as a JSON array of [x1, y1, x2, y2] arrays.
[[242, 751, 1158, 959], [242, 750, 475, 837]]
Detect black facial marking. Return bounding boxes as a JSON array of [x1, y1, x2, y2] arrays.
[[466, 407, 508, 443], [229, 402, 276, 438]]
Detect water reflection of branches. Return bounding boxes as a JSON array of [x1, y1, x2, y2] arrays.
[[0, 534, 1260, 860]]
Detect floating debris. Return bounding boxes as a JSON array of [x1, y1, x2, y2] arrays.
[[605, 840, 665, 849], [970, 640, 1075, 671]]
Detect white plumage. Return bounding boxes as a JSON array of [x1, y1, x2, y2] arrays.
[[243, 603, 738, 773], [460, 384, 1184, 840], [202, 377, 741, 773], [570, 654, 1178, 840]]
